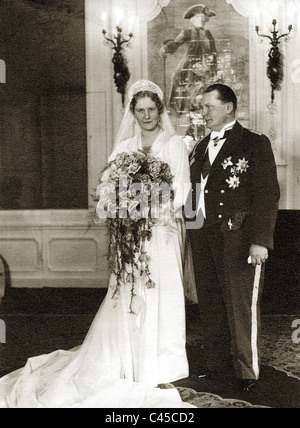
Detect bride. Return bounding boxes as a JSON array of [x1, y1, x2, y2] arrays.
[[0, 80, 194, 408]]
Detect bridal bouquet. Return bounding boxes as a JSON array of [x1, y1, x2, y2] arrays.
[[89, 151, 175, 313]]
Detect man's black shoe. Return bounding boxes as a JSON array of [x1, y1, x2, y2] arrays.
[[240, 379, 258, 392]]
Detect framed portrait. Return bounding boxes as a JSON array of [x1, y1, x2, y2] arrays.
[[147, 0, 250, 148]]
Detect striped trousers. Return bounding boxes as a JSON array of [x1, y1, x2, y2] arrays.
[[189, 223, 265, 380]]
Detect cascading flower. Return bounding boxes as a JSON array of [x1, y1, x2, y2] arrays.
[[89, 151, 175, 313]]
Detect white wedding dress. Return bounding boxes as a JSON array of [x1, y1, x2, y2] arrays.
[[0, 130, 194, 408]]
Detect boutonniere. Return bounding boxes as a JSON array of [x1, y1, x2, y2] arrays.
[[224, 157, 249, 190]]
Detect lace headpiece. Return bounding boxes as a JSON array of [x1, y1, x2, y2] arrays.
[[128, 80, 164, 102]]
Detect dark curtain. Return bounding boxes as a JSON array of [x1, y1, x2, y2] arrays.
[[39, 93, 88, 209], [0, 0, 88, 210]]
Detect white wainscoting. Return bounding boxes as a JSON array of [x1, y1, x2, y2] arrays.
[[0, 210, 109, 289]]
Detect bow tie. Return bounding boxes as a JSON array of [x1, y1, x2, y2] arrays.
[[210, 129, 232, 146]]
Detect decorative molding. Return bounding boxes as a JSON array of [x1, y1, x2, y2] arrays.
[[0, 238, 41, 272], [137, 0, 171, 81], [226, 0, 259, 18], [137, 0, 171, 21], [47, 238, 98, 273], [10, 277, 109, 289], [0, 208, 108, 287], [86, 92, 109, 202], [267, 101, 287, 164], [0, 210, 106, 229]]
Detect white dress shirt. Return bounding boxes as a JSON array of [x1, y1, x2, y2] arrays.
[[197, 120, 236, 217]]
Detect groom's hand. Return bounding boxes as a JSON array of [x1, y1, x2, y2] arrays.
[[249, 245, 269, 266]]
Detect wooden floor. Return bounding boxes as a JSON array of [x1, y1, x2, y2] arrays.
[[0, 288, 299, 408]]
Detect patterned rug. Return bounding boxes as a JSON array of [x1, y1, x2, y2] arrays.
[[0, 311, 299, 408], [261, 315, 300, 381], [176, 313, 300, 408], [185, 313, 300, 382], [177, 386, 269, 408]]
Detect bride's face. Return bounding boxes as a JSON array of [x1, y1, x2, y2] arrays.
[[134, 97, 160, 132]]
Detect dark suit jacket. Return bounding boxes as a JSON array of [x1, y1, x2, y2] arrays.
[[187, 122, 280, 250]]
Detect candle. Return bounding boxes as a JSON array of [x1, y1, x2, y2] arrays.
[[271, 0, 280, 21], [101, 11, 107, 23], [115, 8, 123, 27], [287, 0, 295, 26], [128, 16, 135, 33], [253, 6, 261, 27]]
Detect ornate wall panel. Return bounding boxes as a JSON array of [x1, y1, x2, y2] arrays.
[[0, 238, 41, 273], [147, 0, 250, 143], [0, 210, 109, 289]]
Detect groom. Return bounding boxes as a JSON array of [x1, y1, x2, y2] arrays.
[[186, 84, 280, 392]]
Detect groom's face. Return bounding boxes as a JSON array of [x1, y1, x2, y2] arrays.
[[201, 90, 234, 132]]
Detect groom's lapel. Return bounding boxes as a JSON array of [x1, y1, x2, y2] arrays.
[[192, 135, 210, 170], [207, 122, 244, 183]]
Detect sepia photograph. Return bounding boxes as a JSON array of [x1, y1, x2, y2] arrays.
[[0, 0, 299, 410]]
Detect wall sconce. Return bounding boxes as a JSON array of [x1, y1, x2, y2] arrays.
[[256, 19, 293, 103], [102, 12, 133, 107]]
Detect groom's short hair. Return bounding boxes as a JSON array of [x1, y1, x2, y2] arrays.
[[204, 84, 238, 112]]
